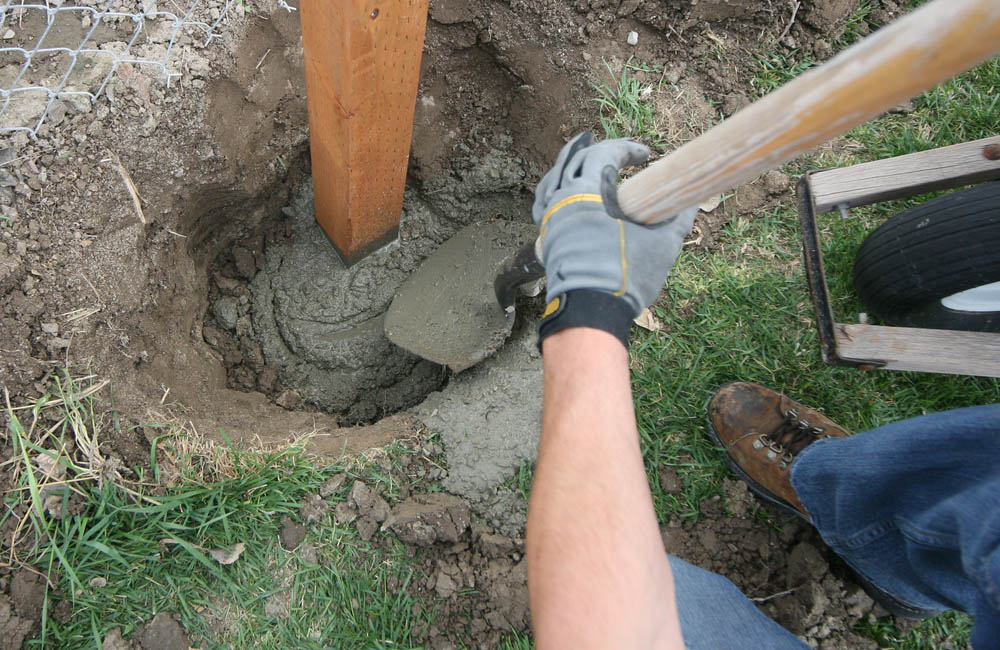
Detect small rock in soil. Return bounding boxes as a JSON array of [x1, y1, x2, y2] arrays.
[[300, 493, 330, 523], [212, 297, 239, 330], [138, 613, 188, 650], [298, 542, 319, 565], [275, 389, 301, 409], [721, 91, 749, 117], [278, 515, 307, 550], [384, 492, 471, 546], [763, 170, 791, 197]]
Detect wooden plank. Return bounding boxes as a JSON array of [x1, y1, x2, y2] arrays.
[[834, 323, 1000, 377], [300, 0, 429, 265], [616, 0, 1000, 225], [810, 136, 1000, 213]]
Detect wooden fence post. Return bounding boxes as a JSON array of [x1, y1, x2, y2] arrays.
[[300, 0, 429, 265]]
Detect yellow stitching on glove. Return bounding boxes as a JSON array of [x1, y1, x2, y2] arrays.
[[539, 193, 603, 230], [614, 219, 627, 297], [542, 297, 561, 318]]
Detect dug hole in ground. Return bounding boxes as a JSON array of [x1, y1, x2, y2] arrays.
[[1, 0, 909, 647]]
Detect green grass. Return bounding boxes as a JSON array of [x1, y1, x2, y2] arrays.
[[858, 611, 974, 650], [634, 207, 1000, 519], [3, 376, 428, 649], [629, 56, 999, 649], [500, 630, 535, 649], [750, 49, 816, 97], [592, 57, 663, 144], [503, 459, 534, 501], [750, 0, 916, 99]]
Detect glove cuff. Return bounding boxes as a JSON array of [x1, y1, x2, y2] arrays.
[[537, 289, 633, 350]]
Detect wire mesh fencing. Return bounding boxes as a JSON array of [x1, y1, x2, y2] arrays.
[[0, 0, 295, 137]]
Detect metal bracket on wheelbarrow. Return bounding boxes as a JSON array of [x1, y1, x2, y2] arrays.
[[797, 135, 1000, 378]]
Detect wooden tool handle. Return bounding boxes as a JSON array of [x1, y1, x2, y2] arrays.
[[618, 0, 1000, 224]]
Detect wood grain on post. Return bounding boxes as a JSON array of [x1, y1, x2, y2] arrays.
[[617, 0, 1000, 225], [300, 0, 429, 265]]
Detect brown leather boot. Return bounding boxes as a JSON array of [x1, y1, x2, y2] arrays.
[[706, 382, 850, 521]]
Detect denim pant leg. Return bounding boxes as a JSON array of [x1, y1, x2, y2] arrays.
[[668, 554, 808, 649], [789, 404, 1000, 649]]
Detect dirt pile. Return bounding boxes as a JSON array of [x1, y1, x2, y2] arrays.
[[659, 476, 882, 649], [332, 478, 532, 649]]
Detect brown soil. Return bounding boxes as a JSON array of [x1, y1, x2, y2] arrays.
[[0, 0, 909, 646]]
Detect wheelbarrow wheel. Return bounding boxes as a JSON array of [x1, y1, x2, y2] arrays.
[[852, 182, 1000, 333]]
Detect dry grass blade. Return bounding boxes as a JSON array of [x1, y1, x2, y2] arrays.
[[106, 150, 147, 225], [3, 374, 160, 563], [8, 377, 109, 412], [57, 306, 101, 323]]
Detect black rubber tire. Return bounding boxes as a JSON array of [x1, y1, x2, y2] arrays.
[[852, 182, 1000, 333]]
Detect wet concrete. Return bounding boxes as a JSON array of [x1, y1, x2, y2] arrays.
[[250, 181, 452, 422], [245, 142, 535, 422], [414, 319, 542, 535]]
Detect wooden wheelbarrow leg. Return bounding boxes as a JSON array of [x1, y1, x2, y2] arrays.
[[300, 0, 430, 265]]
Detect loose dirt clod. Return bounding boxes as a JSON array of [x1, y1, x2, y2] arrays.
[[278, 516, 306, 551], [383, 493, 472, 546], [0, 594, 34, 650], [138, 613, 189, 650], [100, 627, 132, 650]]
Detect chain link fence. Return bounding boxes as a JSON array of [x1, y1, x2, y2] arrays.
[[0, 0, 295, 137]]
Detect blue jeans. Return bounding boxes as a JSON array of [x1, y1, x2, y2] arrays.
[[672, 404, 1000, 650]]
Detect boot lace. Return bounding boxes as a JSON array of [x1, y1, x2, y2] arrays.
[[754, 408, 826, 469]]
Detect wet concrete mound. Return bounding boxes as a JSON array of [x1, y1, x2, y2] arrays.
[[246, 182, 451, 422]]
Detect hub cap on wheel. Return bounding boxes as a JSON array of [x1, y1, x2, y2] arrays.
[[940, 280, 1000, 312]]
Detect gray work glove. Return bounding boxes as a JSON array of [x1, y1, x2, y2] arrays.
[[532, 132, 696, 347]]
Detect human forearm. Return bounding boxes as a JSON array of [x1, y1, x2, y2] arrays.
[[526, 327, 683, 649]]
